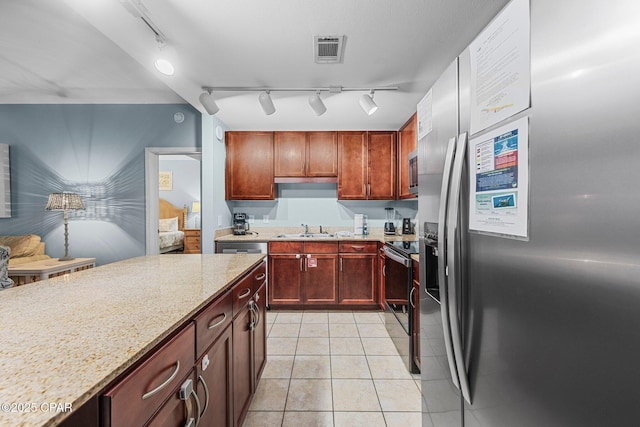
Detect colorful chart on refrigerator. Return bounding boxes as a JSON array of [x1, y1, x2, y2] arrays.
[[469, 116, 529, 238]]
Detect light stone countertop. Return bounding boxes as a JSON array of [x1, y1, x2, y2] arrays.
[[215, 226, 418, 243], [0, 253, 265, 427]]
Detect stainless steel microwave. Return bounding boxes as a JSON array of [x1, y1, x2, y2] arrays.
[[408, 150, 418, 194]]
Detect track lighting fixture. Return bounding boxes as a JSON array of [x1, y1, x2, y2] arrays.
[[199, 86, 396, 116], [308, 91, 327, 116], [199, 89, 220, 115], [258, 91, 276, 115], [359, 90, 378, 116]]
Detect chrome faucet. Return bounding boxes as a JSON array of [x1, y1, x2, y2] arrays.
[[301, 223, 309, 234], [319, 225, 323, 234]]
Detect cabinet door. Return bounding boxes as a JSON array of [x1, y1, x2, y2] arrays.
[[196, 325, 233, 427], [233, 305, 253, 427], [303, 253, 338, 305], [339, 254, 377, 305], [368, 131, 397, 200], [253, 283, 267, 386], [146, 371, 197, 427], [307, 131, 338, 177], [269, 254, 303, 305], [337, 131, 367, 199], [225, 132, 274, 200], [398, 114, 418, 199], [274, 131, 306, 177]]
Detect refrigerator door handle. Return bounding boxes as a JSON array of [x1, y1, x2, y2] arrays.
[[446, 132, 472, 404], [437, 136, 461, 389]]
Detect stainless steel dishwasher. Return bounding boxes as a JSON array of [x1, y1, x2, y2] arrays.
[[215, 241, 268, 254]]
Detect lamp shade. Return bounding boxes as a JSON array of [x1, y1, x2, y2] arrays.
[[308, 92, 327, 116], [45, 193, 84, 210], [199, 92, 220, 115], [191, 201, 201, 213], [258, 91, 276, 115], [359, 92, 378, 116]]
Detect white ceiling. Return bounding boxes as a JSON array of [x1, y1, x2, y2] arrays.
[[1, 0, 510, 131]]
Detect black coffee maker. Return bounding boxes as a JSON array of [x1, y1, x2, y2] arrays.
[[233, 213, 249, 235]]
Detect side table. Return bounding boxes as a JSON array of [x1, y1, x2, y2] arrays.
[[8, 257, 96, 285], [183, 229, 201, 254]]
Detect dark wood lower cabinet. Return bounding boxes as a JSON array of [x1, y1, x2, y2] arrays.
[[97, 261, 267, 427], [196, 325, 233, 427], [269, 254, 303, 305], [339, 253, 377, 305], [233, 299, 253, 427], [304, 254, 338, 305]]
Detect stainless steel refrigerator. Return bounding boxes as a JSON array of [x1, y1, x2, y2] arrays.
[[418, 0, 640, 426]]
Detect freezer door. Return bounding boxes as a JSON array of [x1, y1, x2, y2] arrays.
[[462, 0, 640, 426]]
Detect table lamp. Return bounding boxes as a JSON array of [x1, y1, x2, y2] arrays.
[[45, 192, 84, 261], [191, 201, 201, 229]]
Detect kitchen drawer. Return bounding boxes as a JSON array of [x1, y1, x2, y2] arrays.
[[339, 241, 378, 253], [232, 272, 254, 316], [195, 290, 233, 358], [304, 241, 338, 254], [269, 241, 303, 253], [102, 323, 195, 427], [251, 261, 267, 294]]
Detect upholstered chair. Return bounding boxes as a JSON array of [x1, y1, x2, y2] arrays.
[[0, 245, 14, 289]]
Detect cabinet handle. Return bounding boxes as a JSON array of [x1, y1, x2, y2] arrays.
[[255, 273, 266, 282], [296, 254, 303, 271], [351, 245, 365, 251], [238, 288, 251, 299], [179, 378, 198, 427], [409, 287, 416, 309], [198, 375, 210, 420], [253, 299, 261, 327], [142, 360, 180, 400], [340, 257, 343, 272], [207, 313, 227, 330], [383, 265, 386, 277], [368, 184, 371, 196]]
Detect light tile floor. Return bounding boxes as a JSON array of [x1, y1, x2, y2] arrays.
[[244, 310, 422, 427]]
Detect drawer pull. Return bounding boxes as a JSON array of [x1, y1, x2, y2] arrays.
[[255, 273, 266, 281], [142, 360, 180, 400], [238, 288, 251, 299], [351, 245, 365, 251], [207, 313, 227, 330]]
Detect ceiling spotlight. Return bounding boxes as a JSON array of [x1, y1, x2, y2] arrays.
[[199, 90, 219, 115], [258, 91, 276, 115], [359, 90, 378, 116], [308, 91, 327, 116], [154, 58, 174, 76]]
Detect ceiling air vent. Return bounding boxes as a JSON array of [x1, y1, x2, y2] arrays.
[[314, 35, 345, 64]]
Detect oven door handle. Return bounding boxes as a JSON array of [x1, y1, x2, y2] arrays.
[[382, 246, 411, 267]]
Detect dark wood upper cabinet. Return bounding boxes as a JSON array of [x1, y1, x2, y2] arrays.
[[274, 131, 337, 182], [398, 113, 418, 199], [225, 131, 274, 200], [337, 131, 368, 199], [368, 131, 397, 200], [274, 131, 306, 177]]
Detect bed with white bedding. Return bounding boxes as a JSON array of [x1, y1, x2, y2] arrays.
[[159, 199, 188, 253]]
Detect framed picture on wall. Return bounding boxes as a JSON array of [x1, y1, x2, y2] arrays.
[[159, 171, 172, 191]]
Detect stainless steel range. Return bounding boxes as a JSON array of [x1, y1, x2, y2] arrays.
[[383, 239, 420, 374]]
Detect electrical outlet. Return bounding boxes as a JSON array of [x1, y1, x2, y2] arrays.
[[217, 215, 222, 226], [248, 215, 255, 224], [263, 215, 269, 223]]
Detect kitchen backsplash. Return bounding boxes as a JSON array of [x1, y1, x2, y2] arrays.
[[227, 183, 417, 229]]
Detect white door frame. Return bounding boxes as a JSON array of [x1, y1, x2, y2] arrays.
[[145, 147, 202, 255]]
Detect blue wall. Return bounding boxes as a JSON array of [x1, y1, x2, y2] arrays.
[[0, 104, 201, 265]]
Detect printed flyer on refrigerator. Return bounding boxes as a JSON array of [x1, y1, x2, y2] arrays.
[[469, 116, 529, 238]]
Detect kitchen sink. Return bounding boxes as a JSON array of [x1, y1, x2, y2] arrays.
[[275, 233, 335, 238]]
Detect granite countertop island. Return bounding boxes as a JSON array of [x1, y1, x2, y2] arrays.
[[0, 253, 265, 427]]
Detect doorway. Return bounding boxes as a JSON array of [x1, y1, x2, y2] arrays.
[[145, 147, 202, 255]]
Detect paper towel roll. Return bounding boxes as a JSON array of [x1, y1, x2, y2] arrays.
[[354, 214, 364, 234]]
